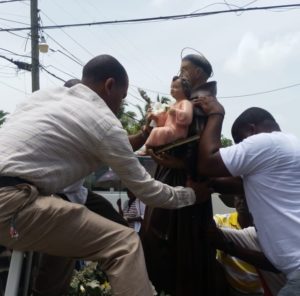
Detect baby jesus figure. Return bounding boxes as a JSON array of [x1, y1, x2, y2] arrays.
[[145, 76, 193, 149]]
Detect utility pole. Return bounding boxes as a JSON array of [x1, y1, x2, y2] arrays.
[[30, 0, 39, 92]]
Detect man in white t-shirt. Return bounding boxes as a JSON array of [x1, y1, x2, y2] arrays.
[[193, 95, 300, 296]]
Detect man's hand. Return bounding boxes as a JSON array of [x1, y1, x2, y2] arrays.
[[193, 96, 225, 116], [186, 178, 213, 203], [148, 149, 185, 169]]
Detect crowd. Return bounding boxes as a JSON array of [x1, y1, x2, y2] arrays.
[[0, 52, 299, 296]]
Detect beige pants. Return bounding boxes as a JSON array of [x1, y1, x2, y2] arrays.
[[0, 184, 153, 296]]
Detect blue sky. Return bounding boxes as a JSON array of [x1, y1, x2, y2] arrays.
[[1, 0, 300, 139]]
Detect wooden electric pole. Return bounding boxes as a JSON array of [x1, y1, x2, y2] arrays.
[[30, 0, 40, 92]]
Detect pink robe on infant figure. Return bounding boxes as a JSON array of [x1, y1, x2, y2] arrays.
[[146, 99, 193, 147]]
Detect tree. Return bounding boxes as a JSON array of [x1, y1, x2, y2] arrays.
[[0, 110, 8, 126], [135, 88, 171, 126], [221, 134, 233, 147], [116, 101, 140, 135]]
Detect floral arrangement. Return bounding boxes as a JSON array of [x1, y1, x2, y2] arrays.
[[149, 102, 172, 127], [68, 263, 112, 296]]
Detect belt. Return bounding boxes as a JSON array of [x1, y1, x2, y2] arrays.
[[0, 176, 31, 187]]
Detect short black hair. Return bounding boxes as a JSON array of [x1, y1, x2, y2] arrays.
[[64, 79, 81, 88], [231, 107, 279, 143], [172, 75, 191, 98], [182, 54, 213, 78], [82, 54, 128, 86]]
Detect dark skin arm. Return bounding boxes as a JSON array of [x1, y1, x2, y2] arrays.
[[147, 149, 186, 170], [209, 177, 244, 195], [128, 122, 153, 151], [206, 222, 279, 273], [116, 198, 123, 216], [193, 96, 231, 178]]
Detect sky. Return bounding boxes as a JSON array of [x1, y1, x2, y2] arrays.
[[0, 0, 300, 140]]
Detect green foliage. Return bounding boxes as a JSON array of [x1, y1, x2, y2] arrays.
[[136, 88, 171, 126], [221, 134, 233, 147], [0, 110, 8, 126], [68, 263, 112, 296], [116, 89, 171, 134], [116, 101, 140, 135]]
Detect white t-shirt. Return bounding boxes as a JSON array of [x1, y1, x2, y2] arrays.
[[220, 132, 300, 278]]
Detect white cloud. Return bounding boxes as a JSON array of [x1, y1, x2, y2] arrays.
[[224, 31, 300, 75]]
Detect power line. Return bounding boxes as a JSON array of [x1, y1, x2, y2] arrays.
[[0, 17, 29, 25], [219, 82, 300, 99], [1, 4, 299, 32], [0, 0, 27, 3], [39, 10, 94, 58], [130, 84, 170, 96], [0, 80, 28, 95], [40, 65, 65, 82], [0, 47, 31, 58], [44, 64, 77, 79]]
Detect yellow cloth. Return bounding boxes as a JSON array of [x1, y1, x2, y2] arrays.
[[214, 212, 263, 294]]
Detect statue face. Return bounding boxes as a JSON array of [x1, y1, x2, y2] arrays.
[[180, 60, 205, 88], [170, 78, 185, 100]]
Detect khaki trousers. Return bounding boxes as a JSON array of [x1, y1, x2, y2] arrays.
[[0, 184, 153, 296], [33, 190, 129, 296]]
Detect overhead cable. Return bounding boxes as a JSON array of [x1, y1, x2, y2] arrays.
[[0, 4, 300, 32]]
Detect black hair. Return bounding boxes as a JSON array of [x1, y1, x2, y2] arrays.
[[172, 75, 191, 98], [182, 54, 213, 78], [64, 79, 81, 88], [82, 54, 128, 86], [231, 107, 280, 143]]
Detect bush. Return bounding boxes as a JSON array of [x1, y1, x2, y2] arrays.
[[68, 263, 111, 296]]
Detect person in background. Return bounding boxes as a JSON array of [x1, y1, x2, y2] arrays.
[[214, 195, 263, 296], [117, 189, 145, 233]]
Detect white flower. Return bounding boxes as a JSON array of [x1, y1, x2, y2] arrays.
[[151, 102, 170, 115]]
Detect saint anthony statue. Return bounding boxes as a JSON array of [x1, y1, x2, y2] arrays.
[[141, 54, 217, 296]]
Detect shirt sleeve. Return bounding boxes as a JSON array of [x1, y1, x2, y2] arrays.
[[219, 134, 275, 177], [96, 125, 196, 209]]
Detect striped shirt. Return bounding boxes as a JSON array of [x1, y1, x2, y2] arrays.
[[123, 199, 145, 232], [0, 84, 195, 209]]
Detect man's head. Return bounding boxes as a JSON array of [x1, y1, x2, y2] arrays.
[[234, 195, 253, 228], [231, 107, 281, 144], [180, 54, 213, 88], [81, 55, 128, 114], [126, 188, 136, 201]]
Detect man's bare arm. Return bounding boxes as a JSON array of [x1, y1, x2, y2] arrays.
[[210, 177, 244, 195], [193, 97, 231, 178]]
